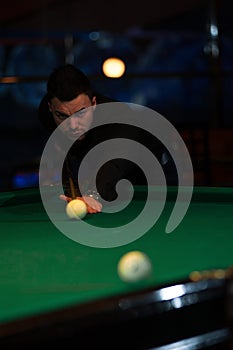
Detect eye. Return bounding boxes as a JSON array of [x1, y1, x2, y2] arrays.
[[76, 109, 87, 118], [55, 112, 69, 120]]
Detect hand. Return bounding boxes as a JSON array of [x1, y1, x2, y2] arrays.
[[59, 195, 102, 214]]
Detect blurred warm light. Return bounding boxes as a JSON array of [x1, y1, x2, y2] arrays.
[[102, 57, 126, 78], [0, 76, 20, 83]]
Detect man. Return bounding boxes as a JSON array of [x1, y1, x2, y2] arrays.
[[38, 64, 175, 214]]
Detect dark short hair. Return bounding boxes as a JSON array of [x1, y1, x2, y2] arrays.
[[47, 64, 94, 101]]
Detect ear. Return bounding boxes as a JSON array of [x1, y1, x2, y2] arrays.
[[92, 96, 97, 110]]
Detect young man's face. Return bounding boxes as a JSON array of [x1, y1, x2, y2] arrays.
[[49, 93, 96, 141]]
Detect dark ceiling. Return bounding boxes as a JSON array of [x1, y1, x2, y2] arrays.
[[1, 0, 213, 32]]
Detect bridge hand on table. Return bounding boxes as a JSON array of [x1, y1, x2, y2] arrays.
[[59, 194, 102, 214]]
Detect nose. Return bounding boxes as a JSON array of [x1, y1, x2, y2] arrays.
[[69, 116, 79, 130]]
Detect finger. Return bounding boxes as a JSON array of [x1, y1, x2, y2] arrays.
[[86, 204, 101, 213], [87, 205, 101, 213], [86, 205, 98, 213], [59, 194, 72, 202], [82, 196, 102, 212]]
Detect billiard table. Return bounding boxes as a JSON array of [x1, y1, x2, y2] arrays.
[[0, 185, 233, 349]]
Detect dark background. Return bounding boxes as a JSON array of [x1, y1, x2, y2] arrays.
[[0, 0, 232, 190]]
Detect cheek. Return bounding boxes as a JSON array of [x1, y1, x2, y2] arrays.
[[53, 116, 69, 132], [53, 115, 61, 126], [81, 114, 93, 129], [87, 113, 94, 127], [53, 115, 66, 128]]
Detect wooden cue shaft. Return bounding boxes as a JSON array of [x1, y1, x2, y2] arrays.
[[69, 176, 76, 200]]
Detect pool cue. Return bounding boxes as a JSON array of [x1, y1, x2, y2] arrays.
[[64, 158, 77, 200], [69, 176, 76, 200]]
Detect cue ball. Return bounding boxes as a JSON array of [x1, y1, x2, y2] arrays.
[[117, 251, 152, 282], [66, 199, 87, 220]]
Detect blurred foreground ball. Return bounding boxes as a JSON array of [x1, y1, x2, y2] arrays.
[[117, 251, 152, 282]]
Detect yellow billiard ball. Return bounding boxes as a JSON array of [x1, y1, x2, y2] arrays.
[[66, 199, 87, 220], [117, 251, 152, 282]]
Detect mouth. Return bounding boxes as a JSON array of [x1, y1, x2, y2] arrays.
[[67, 131, 86, 140]]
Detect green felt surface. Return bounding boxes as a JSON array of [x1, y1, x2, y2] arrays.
[[0, 186, 232, 324]]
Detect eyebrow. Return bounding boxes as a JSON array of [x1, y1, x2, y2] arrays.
[[55, 107, 87, 117]]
